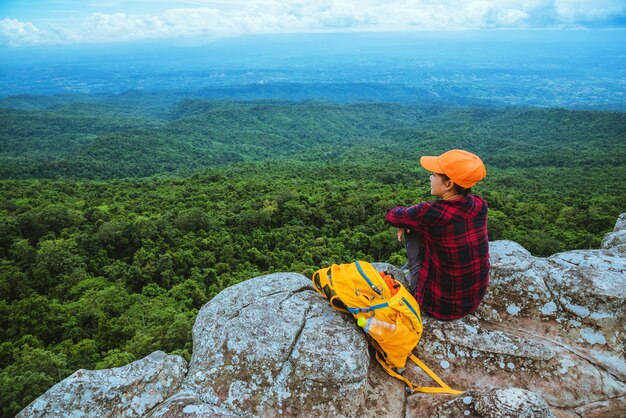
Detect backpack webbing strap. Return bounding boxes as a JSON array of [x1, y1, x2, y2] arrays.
[[375, 352, 464, 395], [408, 354, 464, 394], [346, 302, 389, 315]]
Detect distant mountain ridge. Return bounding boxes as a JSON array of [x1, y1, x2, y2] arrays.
[[1, 98, 624, 180]]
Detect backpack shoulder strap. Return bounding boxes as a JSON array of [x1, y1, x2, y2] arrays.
[[375, 352, 464, 395]]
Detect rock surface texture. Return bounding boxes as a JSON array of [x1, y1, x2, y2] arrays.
[[17, 351, 187, 417], [20, 214, 626, 417]]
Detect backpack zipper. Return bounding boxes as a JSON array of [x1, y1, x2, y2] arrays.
[[355, 260, 383, 297]]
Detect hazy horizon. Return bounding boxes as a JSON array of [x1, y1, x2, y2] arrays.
[[1, 30, 624, 110]]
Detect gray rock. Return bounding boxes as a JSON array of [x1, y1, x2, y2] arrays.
[[145, 391, 241, 417], [17, 351, 187, 418], [545, 249, 625, 351], [408, 388, 555, 418], [185, 272, 375, 417], [602, 212, 626, 254], [473, 388, 555, 418], [429, 317, 555, 361]]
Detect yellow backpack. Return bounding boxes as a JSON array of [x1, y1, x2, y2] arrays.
[[312, 260, 462, 394]]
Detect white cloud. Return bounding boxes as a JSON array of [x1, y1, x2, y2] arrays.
[[498, 9, 529, 26], [556, 0, 625, 22], [1, 0, 625, 47], [483, 7, 530, 28], [81, 12, 172, 42], [0, 18, 68, 47]]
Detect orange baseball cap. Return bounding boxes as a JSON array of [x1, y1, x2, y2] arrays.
[[420, 149, 486, 188]]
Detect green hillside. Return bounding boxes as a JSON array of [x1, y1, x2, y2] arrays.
[[2, 99, 624, 180], [1, 100, 439, 179]]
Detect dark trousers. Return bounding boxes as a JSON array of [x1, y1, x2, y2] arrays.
[[404, 231, 423, 294]]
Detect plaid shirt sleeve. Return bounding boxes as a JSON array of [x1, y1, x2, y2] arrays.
[[385, 195, 490, 320]]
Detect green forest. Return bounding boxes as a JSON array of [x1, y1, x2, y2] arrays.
[[1, 98, 625, 416]]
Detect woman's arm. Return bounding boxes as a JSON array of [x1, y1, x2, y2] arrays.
[[385, 203, 428, 230]]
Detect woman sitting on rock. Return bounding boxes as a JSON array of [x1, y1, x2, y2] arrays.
[[385, 149, 489, 320]]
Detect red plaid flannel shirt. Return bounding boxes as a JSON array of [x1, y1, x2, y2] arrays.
[[385, 195, 490, 320]]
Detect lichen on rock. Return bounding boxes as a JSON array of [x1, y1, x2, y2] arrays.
[[17, 351, 187, 418]]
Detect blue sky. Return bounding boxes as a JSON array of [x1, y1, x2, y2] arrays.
[[1, 1, 625, 47]]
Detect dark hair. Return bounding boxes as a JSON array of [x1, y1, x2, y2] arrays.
[[439, 173, 472, 195]]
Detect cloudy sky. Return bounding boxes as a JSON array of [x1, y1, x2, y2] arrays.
[[1, 0, 625, 47]]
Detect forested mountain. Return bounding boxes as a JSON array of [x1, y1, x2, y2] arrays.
[[2, 98, 624, 179], [0, 97, 624, 416], [0, 100, 432, 179]]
